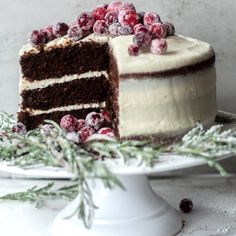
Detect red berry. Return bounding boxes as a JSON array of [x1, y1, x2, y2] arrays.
[[133, 24, 148, 34], [40, 25, 56, 42], [68, 25, 84, 41], [150, 38, 168, 55], [149, 23, 167, 39], [97, 127, 115, 138], [105, 11, 119, 25], [76, 119, 86, 131], [60, 115, 78, 132], [78, 126, 95, 142], [85, 112, 105, 131], [118, 25, 133, 35], [12, 122, 27, 135], [143, 12, 161, 27], [119, 2, 136, 11], [53, 22, 69, 37], [133, 32, 152, 47], [118, 10, 138, 27], [101, 111, 111, 122], [179, 198, 193, 213], [128, 44, 139, 56], [66, 132, 80, 144], [108, 23, 121, 37], [29, 30, 47, 46], [93, 20, 108, 35], [163, 22, 175, 36], [92, 6, 107, 20], [107, 1, 122, 12], [77, 12, 95, 30]]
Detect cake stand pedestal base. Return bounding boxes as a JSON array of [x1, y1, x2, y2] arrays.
[[51, 174, 182, 236]]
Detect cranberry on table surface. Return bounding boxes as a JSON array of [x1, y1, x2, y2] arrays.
[[67, 25, 84, 41], [77, 12, 95, 31], [133, 32, 152, 48], [179, 198, 193, 213], [149, 23, 167, 39], [53, 22, 69, 37], [60, 115, 78, 132], [118, 10, 138, 27], [150, 38, 167, 55], [143, 12, 161, 27], [93, 20, 108, 35], [128, 44, 139, 56], [12, 122, 27, 135]]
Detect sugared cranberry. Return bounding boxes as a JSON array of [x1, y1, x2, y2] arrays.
[[119, 2, 136, 11], [53, 22, 69, 38], [68, 25, 84, 41], [133, 32, 152, 47], [108, 23, 121, 37], [150, 38, 168, 55], [149, 23, 167, 39], [29, 30, 46, 46], [97, 127, 115, 138], [105, 11, 119, 25], [137, 11, 145, 24], [133, 24, 148, 34], [85, 112, 104, 131], [179, 198, 193, 213], [60, 115, 78, 132], [40, 124, 55, 136], [77, 12, 95, 30], [128, 44, 139, 56], [41, 25, 56, 42], [101, 111, 111, 122], [143, 12, 161, 27], [107, 1, 122, 12], [118, 10, 138, 27], [92, 6, 107, 20], [119, 25, 133, 35], [93, 20, 108, 35], [66, 132, 80, 144], [163, 22, 175, 36], [78, 126, 95, 142], [12, 122, 27, 135], [76, 119, 86, 131]]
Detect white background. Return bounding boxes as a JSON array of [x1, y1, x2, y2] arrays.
[[0, 0, 235, 114]]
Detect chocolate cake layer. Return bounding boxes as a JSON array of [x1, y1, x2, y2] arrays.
[[18, 108, 101, 130], [21, 75, 109, 110], [119, 54, 215, 79], [20, 41, 109, 81]]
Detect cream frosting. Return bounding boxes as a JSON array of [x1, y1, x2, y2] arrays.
[[24, 102, 106, 116], [118, 66, 217, 137], [19, 71, 108, 91]]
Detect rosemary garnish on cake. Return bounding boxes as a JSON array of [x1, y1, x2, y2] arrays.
[[0, 111, 236, 228]]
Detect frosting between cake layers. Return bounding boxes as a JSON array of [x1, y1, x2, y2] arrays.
[[19, 71, 108, 91], [23, 102, 106, 116], [118, 66, 217, 137]]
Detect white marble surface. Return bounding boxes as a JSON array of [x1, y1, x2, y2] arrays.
[[0, 176, 236, 236]]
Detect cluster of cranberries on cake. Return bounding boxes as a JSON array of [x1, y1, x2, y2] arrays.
[[28, 1, 175, 56], [19, 1, 217, 142]]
